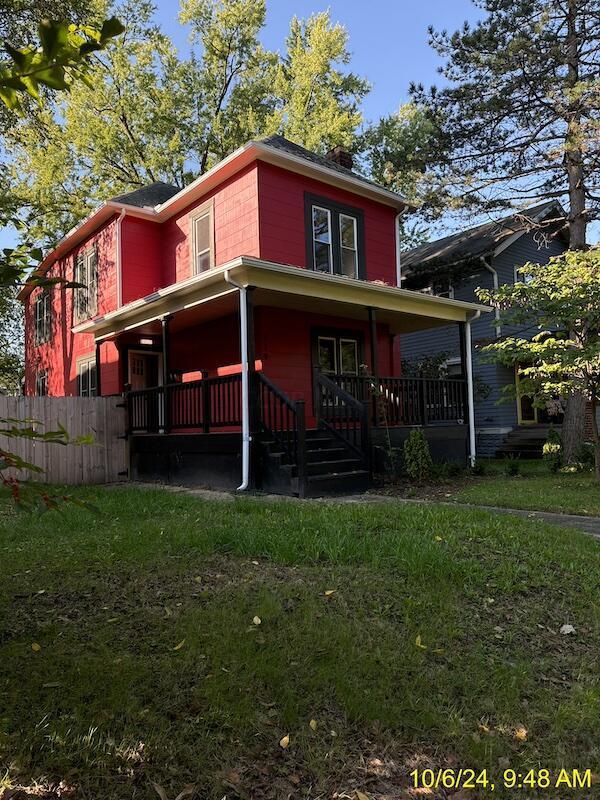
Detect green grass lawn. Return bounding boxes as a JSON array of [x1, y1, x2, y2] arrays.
[[1, 487, 599, 799], [451, 460, 600, 517]]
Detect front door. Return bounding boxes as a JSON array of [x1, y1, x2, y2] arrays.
[[515, 364, 537, 424], [129, 351, 161, 390], [313, 331, 362, 412]]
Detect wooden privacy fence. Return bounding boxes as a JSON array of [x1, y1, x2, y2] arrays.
[[0, 396, 127, 484]]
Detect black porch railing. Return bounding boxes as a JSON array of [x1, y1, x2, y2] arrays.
[[325, 373, 467, 427], [314, 371, 371, 468], [127, 373, 242, 434]]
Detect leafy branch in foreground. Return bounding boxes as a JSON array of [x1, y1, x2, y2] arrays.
[[0, 417, 97, 511], [478, 250, 600, 479], [0, 16, 125, 111]]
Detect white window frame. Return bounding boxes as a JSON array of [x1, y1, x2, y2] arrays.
[[74, 246, 98, 323], [422, 279, 454, 299], [339, 213, 358, 278], [514, 264, 534, 284], [443, 356, 463, 378], [317, 335, 338, 373], [189, 199, 215, 276], [34, 291, 51, 345], [35, 370, 48, 396], [77, 355, 97, 397], [312, 206, 333, 274]]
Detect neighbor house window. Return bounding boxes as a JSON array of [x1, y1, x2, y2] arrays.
[[444, 357, 463, 378], [74, 246, 98, 322], [34, 292, 51, 344], [514, 265, 534, 284], [35, 370, 48, 396], [77, 356, 97, 397], [422, 278, 454, 299], [190, 199, 215, 274], [305, 194, 364, 279]]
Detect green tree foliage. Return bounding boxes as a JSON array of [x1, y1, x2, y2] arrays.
[[410, 0, 600, 246], [478, 250, 600, 480], [8, 1, 371, 245], [266, 12, 369, 154]]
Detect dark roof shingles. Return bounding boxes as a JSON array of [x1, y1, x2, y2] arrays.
[[110, 181, 181, 208], [401, 201, 563, 272]]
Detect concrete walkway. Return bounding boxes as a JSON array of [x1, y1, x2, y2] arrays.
[[128, 481, 600, 539]]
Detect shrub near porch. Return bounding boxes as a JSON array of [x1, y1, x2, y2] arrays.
[[1, 488, 599, 799]]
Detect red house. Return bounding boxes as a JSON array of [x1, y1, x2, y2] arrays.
[[20, 136, 487, 495]]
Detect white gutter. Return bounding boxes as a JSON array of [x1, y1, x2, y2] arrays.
[[465, 309, 481, 467], [480, 256, 500, 337], [116, 208, 126, 308], [395, 207, 408, 287], [224, 269, 250, 492]]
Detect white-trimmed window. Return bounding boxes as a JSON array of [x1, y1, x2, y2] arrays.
[[514, 265, 534, 284], [35, 370, 48, 396], [339, 214, 358, 278], [444, 357, 463, 378], [74, 246, 98, 322], [34, 292, 51, 345], [77, 356, 97, 397], [312, 206, 333, 273], [190, 200, 215, 275], [422, 278, 454, 299], [306, 194, 364, 279]]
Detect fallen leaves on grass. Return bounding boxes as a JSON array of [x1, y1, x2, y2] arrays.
[[309, 719, 318, 731], [514, 726, 528, 742], [415, 634, 444, 654], [173, 639, 186, 651], [31, 642, 41, 652], [151, 782, 196, 800], [560, 623, 576, 635], [324, 589, 336, 596], [253, 616, 262, 625], [279, 734, 290, 749]]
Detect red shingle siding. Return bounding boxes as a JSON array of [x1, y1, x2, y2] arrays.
[[24, 216, 120, 396], [257, 161, 398, 284], [161, 163, 260, 285]]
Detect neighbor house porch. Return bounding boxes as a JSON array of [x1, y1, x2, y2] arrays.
[[76, 257, 488, 495]]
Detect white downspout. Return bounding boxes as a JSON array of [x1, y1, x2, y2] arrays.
[[480, 256, 500, 337], [116, 208, 126, 308], [465, 309, 481, 467], [395, 207, 408, 287], [224, 269, 250, 491]]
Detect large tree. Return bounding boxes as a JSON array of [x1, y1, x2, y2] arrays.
[[7, 0, 369, 246], [410, 0, 600, 460]]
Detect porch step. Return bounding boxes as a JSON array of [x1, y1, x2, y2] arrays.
[[495, 425, 556, 459], [306, 445, 348, 462], [305, 457, 363, 476], [292, 469, 370, 498]]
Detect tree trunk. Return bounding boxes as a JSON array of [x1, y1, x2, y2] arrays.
[[562, 392, 587, 464], [561, 0, 588, 460], [590, 398, 600, 483]]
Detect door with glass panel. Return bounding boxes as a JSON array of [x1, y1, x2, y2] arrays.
[[314, 332, 362, 412]]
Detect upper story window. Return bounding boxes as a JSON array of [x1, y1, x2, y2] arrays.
[[305, 194, 365, 279], [421, 278, 454, 299], [74, 246, 98, 322], [34, 292, 51, 345], [77, 356, 97, 397], [190, 199, 215, 275], [35, 370, 48, 396]]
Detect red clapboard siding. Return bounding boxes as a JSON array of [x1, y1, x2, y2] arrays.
[[257, 161, 398, 284]]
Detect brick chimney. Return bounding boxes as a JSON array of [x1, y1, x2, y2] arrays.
[[326, 145, 353, 170]]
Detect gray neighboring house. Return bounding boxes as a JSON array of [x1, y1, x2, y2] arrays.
[[400, 202, 569, 458]]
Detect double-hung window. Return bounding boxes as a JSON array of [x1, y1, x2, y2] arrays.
[[190, 199, 215, 275], [34, 292, 51, 344], [74, 246, 98, 322], [306, 194, 364, 279], [77, 356, 97, 397], [35, 370, 48, 396]]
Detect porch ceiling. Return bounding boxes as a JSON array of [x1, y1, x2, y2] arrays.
[[73, 256, 490, 340]]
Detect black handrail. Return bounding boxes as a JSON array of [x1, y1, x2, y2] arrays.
[[326, 372, 467, 427], [127, 373, 242, 434], [258, 373, 307, 496], [314, 370, 371, 469]]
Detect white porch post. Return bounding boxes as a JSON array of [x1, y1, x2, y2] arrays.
[[465, 314, 478, 467]]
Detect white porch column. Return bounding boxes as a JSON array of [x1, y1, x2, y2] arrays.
[[465, 315, 478, 467]]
